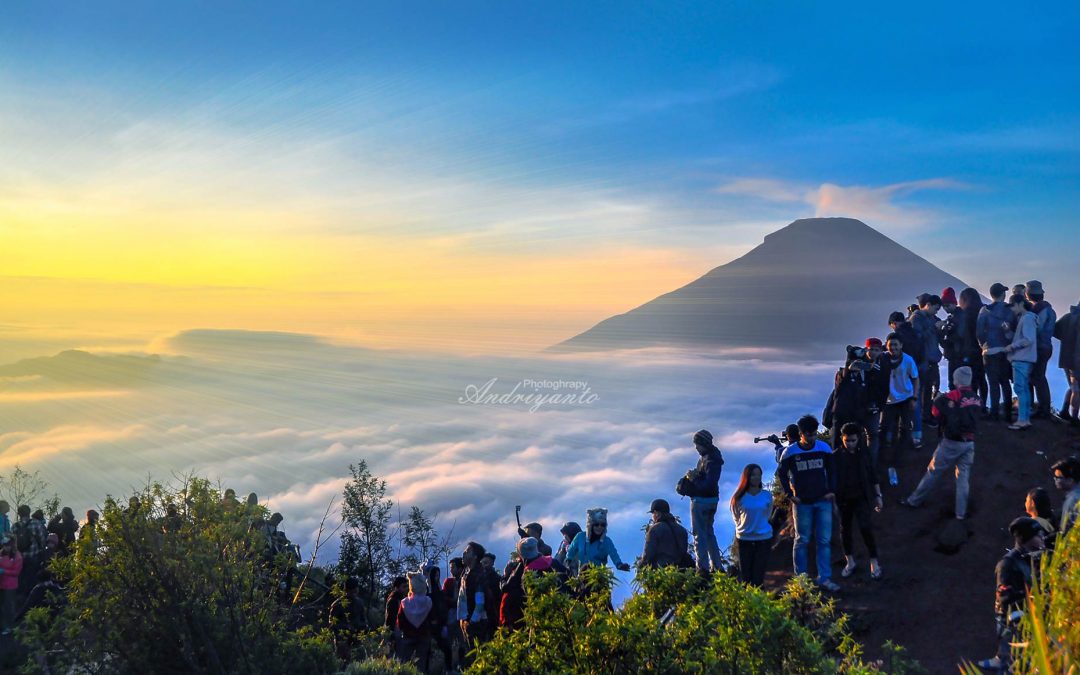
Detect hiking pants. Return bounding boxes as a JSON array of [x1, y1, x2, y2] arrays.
[[907, 438, 974, 518]]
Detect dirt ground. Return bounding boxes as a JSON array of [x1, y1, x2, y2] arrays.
[[764, 416, 1080, 673]]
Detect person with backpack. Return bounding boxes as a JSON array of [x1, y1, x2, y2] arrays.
[[730, 464, 773, 586], [12, 505, 47, 597], [640, 499, 692, 570], [900, 366, 980, 519], [675, 429, 725, 573]]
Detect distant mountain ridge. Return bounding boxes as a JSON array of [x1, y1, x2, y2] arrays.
[[551, 217, 972, 356]]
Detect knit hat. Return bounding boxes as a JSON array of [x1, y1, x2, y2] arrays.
[[1026, 280, 1044, 296], [1008, 516, 1043, 542], [517, 537, 539, 561], [989, 282, 1008, 298], [941, 287, 957, 305], [865, 337, 883, 349], [953, 366, 973, 388], [648, 498, 671, 514], [693, 429, 713, 446]]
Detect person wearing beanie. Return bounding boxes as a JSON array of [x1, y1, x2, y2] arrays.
[[977, 282, 1017, 421], [1024, 280, 1057, 419], [976, 517, 1046, 671], [675, 429, 725, 572], [1002, 293, 1038, 430], [641, 498, 692, 570], [498, 537, 566, 631], [901, 366, 980, 519], [940, 287, 958, 313], [396, 572, 434, 666]]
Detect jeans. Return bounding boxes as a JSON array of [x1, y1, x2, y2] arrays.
[[907, 438, 975, 518], [838, 496, 878, 558], [1031, 347, 1053, 415], [736, 538, 770, 587], [793, 500, 833, 582], [1012, 361, 1034, 424], [985, 353, 1012, 416], [691, 499, 723, 571]]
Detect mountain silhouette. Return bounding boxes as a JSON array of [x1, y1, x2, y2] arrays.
[[551, 217, 973, 356]]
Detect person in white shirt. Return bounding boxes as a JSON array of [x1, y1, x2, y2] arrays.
[[730, 463, 773, 587], [881, 334, 920, 483]]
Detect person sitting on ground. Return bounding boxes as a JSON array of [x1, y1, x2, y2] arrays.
[[1025, 280, 1057, 420], [778, 414, 839, 592], [730, 465, 773, 587], [978, 283, 1016, 421], [640, 498, 692, 570], [675, 429, 725, 573], [1053, 297, 1080, 425], [555, 522, 582, 577], [566, 508, 631, 573], [977, 517, 1045, 672], [901, 366, 980, 520], [881, 334, 919, 481], [516, 521, 553, 557], [1002, 293, 1038, 430], [834, 423, 883, 580], [1024, 487, 1057, 550], [1051, 456, 1080, 533], [395, 572, 433, 667]]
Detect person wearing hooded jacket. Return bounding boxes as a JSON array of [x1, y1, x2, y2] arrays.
[[676, 429, 725, 572], [640, 499, 691, 569], [1002, 293, 1039, 430], [555, 522, 582, 577], [978, 283, 1016, 421], [823, 359, 869, 455], [396, 572, 434, 667], [566, 508, 630, 572]]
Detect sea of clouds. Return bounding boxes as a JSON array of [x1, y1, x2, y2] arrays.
[[1, 329, 865, 600]]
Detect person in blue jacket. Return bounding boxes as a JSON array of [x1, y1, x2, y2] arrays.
[[676, 429, 725, 572], [566, 508, 630, 573], [977, 283, 1016, 421]]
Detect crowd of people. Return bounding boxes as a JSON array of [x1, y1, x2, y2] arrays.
[[376, 280, 1080, 673]]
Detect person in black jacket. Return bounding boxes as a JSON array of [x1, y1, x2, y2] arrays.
[[640, 499, 692, 569], [976, 517, 1045, 671], [834, 423, 883, 581], [823, 354, 869, 455], [676, 429, 725, 572]]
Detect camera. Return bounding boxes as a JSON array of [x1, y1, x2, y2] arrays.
[[846, 344, 866, 360], [753, 431, 789, 444]]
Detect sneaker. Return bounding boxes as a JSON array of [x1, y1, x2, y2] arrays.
[[976, 656, 1004, 671], [841, 557, 857, 578], [869, 559, 882, 579], [818, 579, 841, 592], [898, 497, 920, 508], [1008, 422, 1032, 431], [913, 434, 923, 449]]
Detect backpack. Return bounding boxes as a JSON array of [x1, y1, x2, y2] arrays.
[[13, 521, 31, 553]]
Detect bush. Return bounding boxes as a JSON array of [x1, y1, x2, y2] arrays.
[[1015, 520, 1080, 673], [19, 478, 338, 674], [339, 656, 421, 675], [468, 566, 904, 674]]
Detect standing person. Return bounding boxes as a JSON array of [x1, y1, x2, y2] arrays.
[[778, 415, 839, 592], [12, 505, 47, 597], [834, 423, 883, 580], [384, 575, 408, 654], [889, 311, 925, 368], [555, 522, 582, 577], [566, 508, 631, 573], [0, 503, 10, 544], [1051, 456, 1080, 534], [1025, 281, 1057, 419], [47, 507, 80, 557], [458, 542, 500, 650], [978, 283, 1016, 421], [395, 572, 433, 668], [939, 287, 963, 386], [730, 464, 773, 587], [1003, 293, 1038, 430], [1025, 487, 1057, 550], [976, 517, 1045, 672], [881, 334, 920, 483], [1053, 299, 1080, 424], [857, 338, 892, 472], [424, 565, 452, 672], [822, 355, 869, 454], [901, 367, 980, 520], [675, 429, 725, 573], [0, 536, 22, 636], [516, 522, 553, 557], [954, 288, 987, 404], [442, 557, 465, 670], [909, 294, 944, 445], [640, 499, 692, 569], [499, 537, 567, 631]]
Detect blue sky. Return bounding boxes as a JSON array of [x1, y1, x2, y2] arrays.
[[1, 1, 1078, 353]]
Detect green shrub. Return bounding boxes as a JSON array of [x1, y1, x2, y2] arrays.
[[339, 656, 421, 675]]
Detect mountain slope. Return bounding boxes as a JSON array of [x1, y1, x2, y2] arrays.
[[552, 217, 972, 355]]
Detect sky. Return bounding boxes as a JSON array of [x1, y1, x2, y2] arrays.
[[2, 2, 1078, 357], [0, 3, 1078, 589]]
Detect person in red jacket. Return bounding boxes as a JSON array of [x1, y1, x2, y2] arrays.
[[0, 535, 23, 635], [395, 572, 433, 667]]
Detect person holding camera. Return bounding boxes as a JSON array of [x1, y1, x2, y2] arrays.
[[676, 429, 725, 573], [822, 347, 869, 455]]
